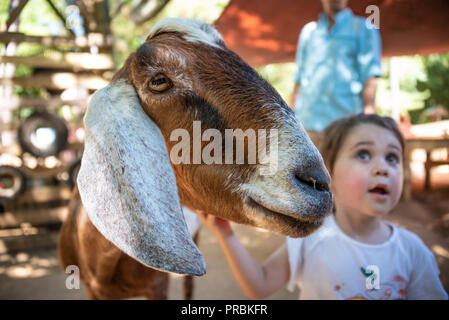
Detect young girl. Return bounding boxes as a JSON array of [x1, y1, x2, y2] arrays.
[[197, 114, 448, 300]]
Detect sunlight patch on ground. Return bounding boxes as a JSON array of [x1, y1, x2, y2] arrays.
[[432, 245, 449, 260], [0, 252, 59, 279]]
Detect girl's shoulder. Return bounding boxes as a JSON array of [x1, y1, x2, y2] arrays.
[[391, 223, 426, 247], [388, 223, 435, 262], [391, 223, 422, 242], [288, 216, 431, 253]]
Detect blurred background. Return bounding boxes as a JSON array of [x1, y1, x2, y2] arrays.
[[0, 0, 448, 299]]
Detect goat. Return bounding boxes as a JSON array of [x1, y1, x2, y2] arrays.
[[58, 18, 333, 299]]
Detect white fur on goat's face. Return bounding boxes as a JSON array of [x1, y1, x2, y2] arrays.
[[148, 18, 224, 48], [77, 18, 332, 276]]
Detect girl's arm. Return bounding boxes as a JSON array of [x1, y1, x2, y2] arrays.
[[406, 244, 448, 300], [197, 211, 290, 299]]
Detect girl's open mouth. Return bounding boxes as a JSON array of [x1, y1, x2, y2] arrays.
[[368, 185, 389, 195]]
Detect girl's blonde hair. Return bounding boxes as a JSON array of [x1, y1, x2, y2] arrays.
[[319, 113, 405, 174]]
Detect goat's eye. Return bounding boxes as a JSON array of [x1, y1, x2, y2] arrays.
[[148, 74, 171, 93]]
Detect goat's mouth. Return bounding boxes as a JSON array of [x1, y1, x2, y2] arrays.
[[245, 196, 325, 237]]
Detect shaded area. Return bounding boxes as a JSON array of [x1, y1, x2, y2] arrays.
[[215, 0, 449, 66], [0, 223, 295, 299], [1, 193, 448, 299]]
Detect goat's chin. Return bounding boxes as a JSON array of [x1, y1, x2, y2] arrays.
[[244, 197, 326, 238]]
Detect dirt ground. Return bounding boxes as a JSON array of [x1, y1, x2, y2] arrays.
[[386, 192, 449, 293], [1, 189, 448, 300], [1, 160, 449, 300], [0, 220, 296, 299]]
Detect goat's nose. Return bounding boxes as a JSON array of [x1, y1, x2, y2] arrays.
[[294, 165, 330, 193]]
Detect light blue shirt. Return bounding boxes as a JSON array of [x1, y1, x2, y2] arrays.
[[294, 8, 382, 131]]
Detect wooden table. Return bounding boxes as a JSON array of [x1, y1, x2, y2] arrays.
[[403, 138, 449, 199]]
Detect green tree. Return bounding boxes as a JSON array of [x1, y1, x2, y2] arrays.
[[415, 53, 449, 121]]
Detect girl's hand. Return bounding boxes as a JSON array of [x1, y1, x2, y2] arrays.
[[195, 210, 234, 239]]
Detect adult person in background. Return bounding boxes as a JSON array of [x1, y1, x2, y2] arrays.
[[290, 0, 382, 145]]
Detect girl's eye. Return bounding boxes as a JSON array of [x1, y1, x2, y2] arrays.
[[386, 153, 400, 164], [356, 150, 370, 161]]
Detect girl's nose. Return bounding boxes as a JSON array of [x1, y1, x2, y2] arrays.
[[373, 160, 389, 176]]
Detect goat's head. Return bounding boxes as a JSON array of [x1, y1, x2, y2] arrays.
[[77, 18, 332, 276]]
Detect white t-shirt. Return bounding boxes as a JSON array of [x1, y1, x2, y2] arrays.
[[286, 214, 448, 300]]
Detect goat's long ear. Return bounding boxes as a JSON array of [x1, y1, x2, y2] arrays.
[[77, 79, 205, 276]]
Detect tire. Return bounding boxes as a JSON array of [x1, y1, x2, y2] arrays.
[[18, 111, 68, 158], [0, 166, 26, 201]]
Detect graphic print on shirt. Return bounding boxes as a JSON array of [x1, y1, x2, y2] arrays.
[[361, 265, 380, 290], [334, 266, 407, 299]]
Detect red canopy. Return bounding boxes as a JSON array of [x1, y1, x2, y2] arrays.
[[214, 0, 449, 66]]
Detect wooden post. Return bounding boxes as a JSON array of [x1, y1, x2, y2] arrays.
[[424, 150, 432, 191], [1, 0, 21, 147], [0, 53, 115, 70], [0, 73, 110, 90], [389, 57, 400, 123], [402, 143, 412, 200], [0, 32, 113, 49]]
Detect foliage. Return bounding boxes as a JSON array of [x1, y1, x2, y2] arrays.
[[3, 0, 446, 126], [256, 63, 296, 103], [374, 56, 429, 120], [1, 0, 232, 123], [1, 0, 68, 36], [414, 53, 449, 122], [111, 0, 230, 68], [1, 0, 69, 103]]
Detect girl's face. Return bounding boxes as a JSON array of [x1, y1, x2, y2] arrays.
[[331, 124, 403, 218]]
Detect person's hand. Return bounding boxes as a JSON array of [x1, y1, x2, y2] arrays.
[[195, 210, 234, 239], [363, 104, 376, 114]]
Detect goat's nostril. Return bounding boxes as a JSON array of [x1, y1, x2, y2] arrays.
[[295, 174, 329, 192], [294, 166, 330, 192], [311, 178, 329, 192]]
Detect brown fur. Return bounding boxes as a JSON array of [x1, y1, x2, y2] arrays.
[[124, 33, 289, 226], [59, 186, 172, 299], [59, 26, 331, 300]]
